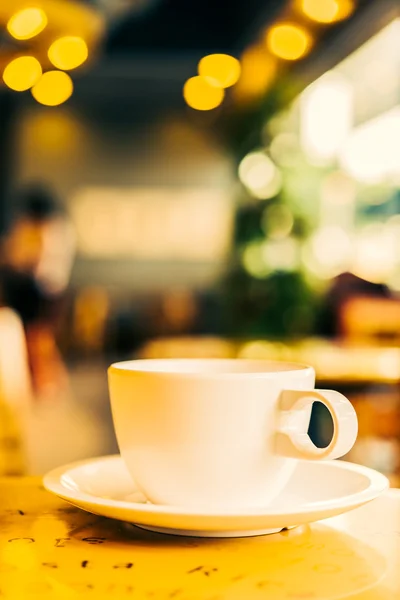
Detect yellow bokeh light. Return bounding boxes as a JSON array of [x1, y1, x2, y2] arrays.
[[267, 23, 312, 61], [7, 8, 47, 41], [183, 76, 224, 111], [336, 0, 355, 20], [2, 56, 42, 92], [234, 46, 277, 101], [301, 0, 355, 23], [198, 54, 241, 88], [31, 71, 73, 107], [301, 0, 339, 23], [48, 37, 88, 71]]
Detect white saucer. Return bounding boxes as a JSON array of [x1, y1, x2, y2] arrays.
[[43, 455, 389, 538]]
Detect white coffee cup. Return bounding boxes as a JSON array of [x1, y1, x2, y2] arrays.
[[108, 359, 358, 510]]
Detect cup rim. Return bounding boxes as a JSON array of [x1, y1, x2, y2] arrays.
[[108, 358, 315, 379]]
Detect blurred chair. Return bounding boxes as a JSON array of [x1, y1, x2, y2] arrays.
[[340, 296, 400, 340]]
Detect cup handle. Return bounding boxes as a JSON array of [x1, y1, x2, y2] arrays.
[[276, 389, 358, 460]]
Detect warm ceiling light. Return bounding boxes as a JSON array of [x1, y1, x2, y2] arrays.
[[301, 0, 355, 23], [7, 8, 47, 40], [335, 0, 355, 20], [234, 46, 277, 101], [198, 54, 241, 88], [48, 36, 88, 71], [183, 76, 225, 111], [301, 0, 340, 23], [31, 71, 73, 106], [266, 23, 312, 60], [2, 56, 42, 92]]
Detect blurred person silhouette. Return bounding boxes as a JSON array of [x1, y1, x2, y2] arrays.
[[0, 185, 75, 398]]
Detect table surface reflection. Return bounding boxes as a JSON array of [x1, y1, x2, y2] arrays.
[[0, 478, 399, 599]]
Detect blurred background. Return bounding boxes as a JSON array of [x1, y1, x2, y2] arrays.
[[0, 0, 399, 483]]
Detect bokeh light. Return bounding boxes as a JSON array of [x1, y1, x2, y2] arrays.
[[266, 23, 312, 61], [269, 133, 301, 167], [264, 238, 299, 271], [31, 71, 73, 106], [300, 0, 355, 23], [352, 224, 397, 284], [183, 76, 224, 111], [239, 152, 275, 188], [262, 204, 294, 239], [301, 0, 340, 23], [320, 171, 357, 206], [7, 7, 47, 40], [198, 54, 241, 88], [300, 72, 353, 165], [242, 237, 298, 278], [302, 226, 352, 279], [234, 46, 276, 101], [339, 106, 400, 184], [48, 37, 88, 71], [241, 242, 270, 279], [2, 57, 42, 92], [239, 151, 282, 199], [335, 0, 355, 20]]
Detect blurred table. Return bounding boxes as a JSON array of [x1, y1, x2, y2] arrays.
[[0, 478, 399, 599], [138, 336, 400, 386]]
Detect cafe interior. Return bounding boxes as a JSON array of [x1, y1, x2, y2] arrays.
[[0, 0, 400, 593]]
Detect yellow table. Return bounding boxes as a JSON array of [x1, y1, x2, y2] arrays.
[[0, 478, 399, 599]]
